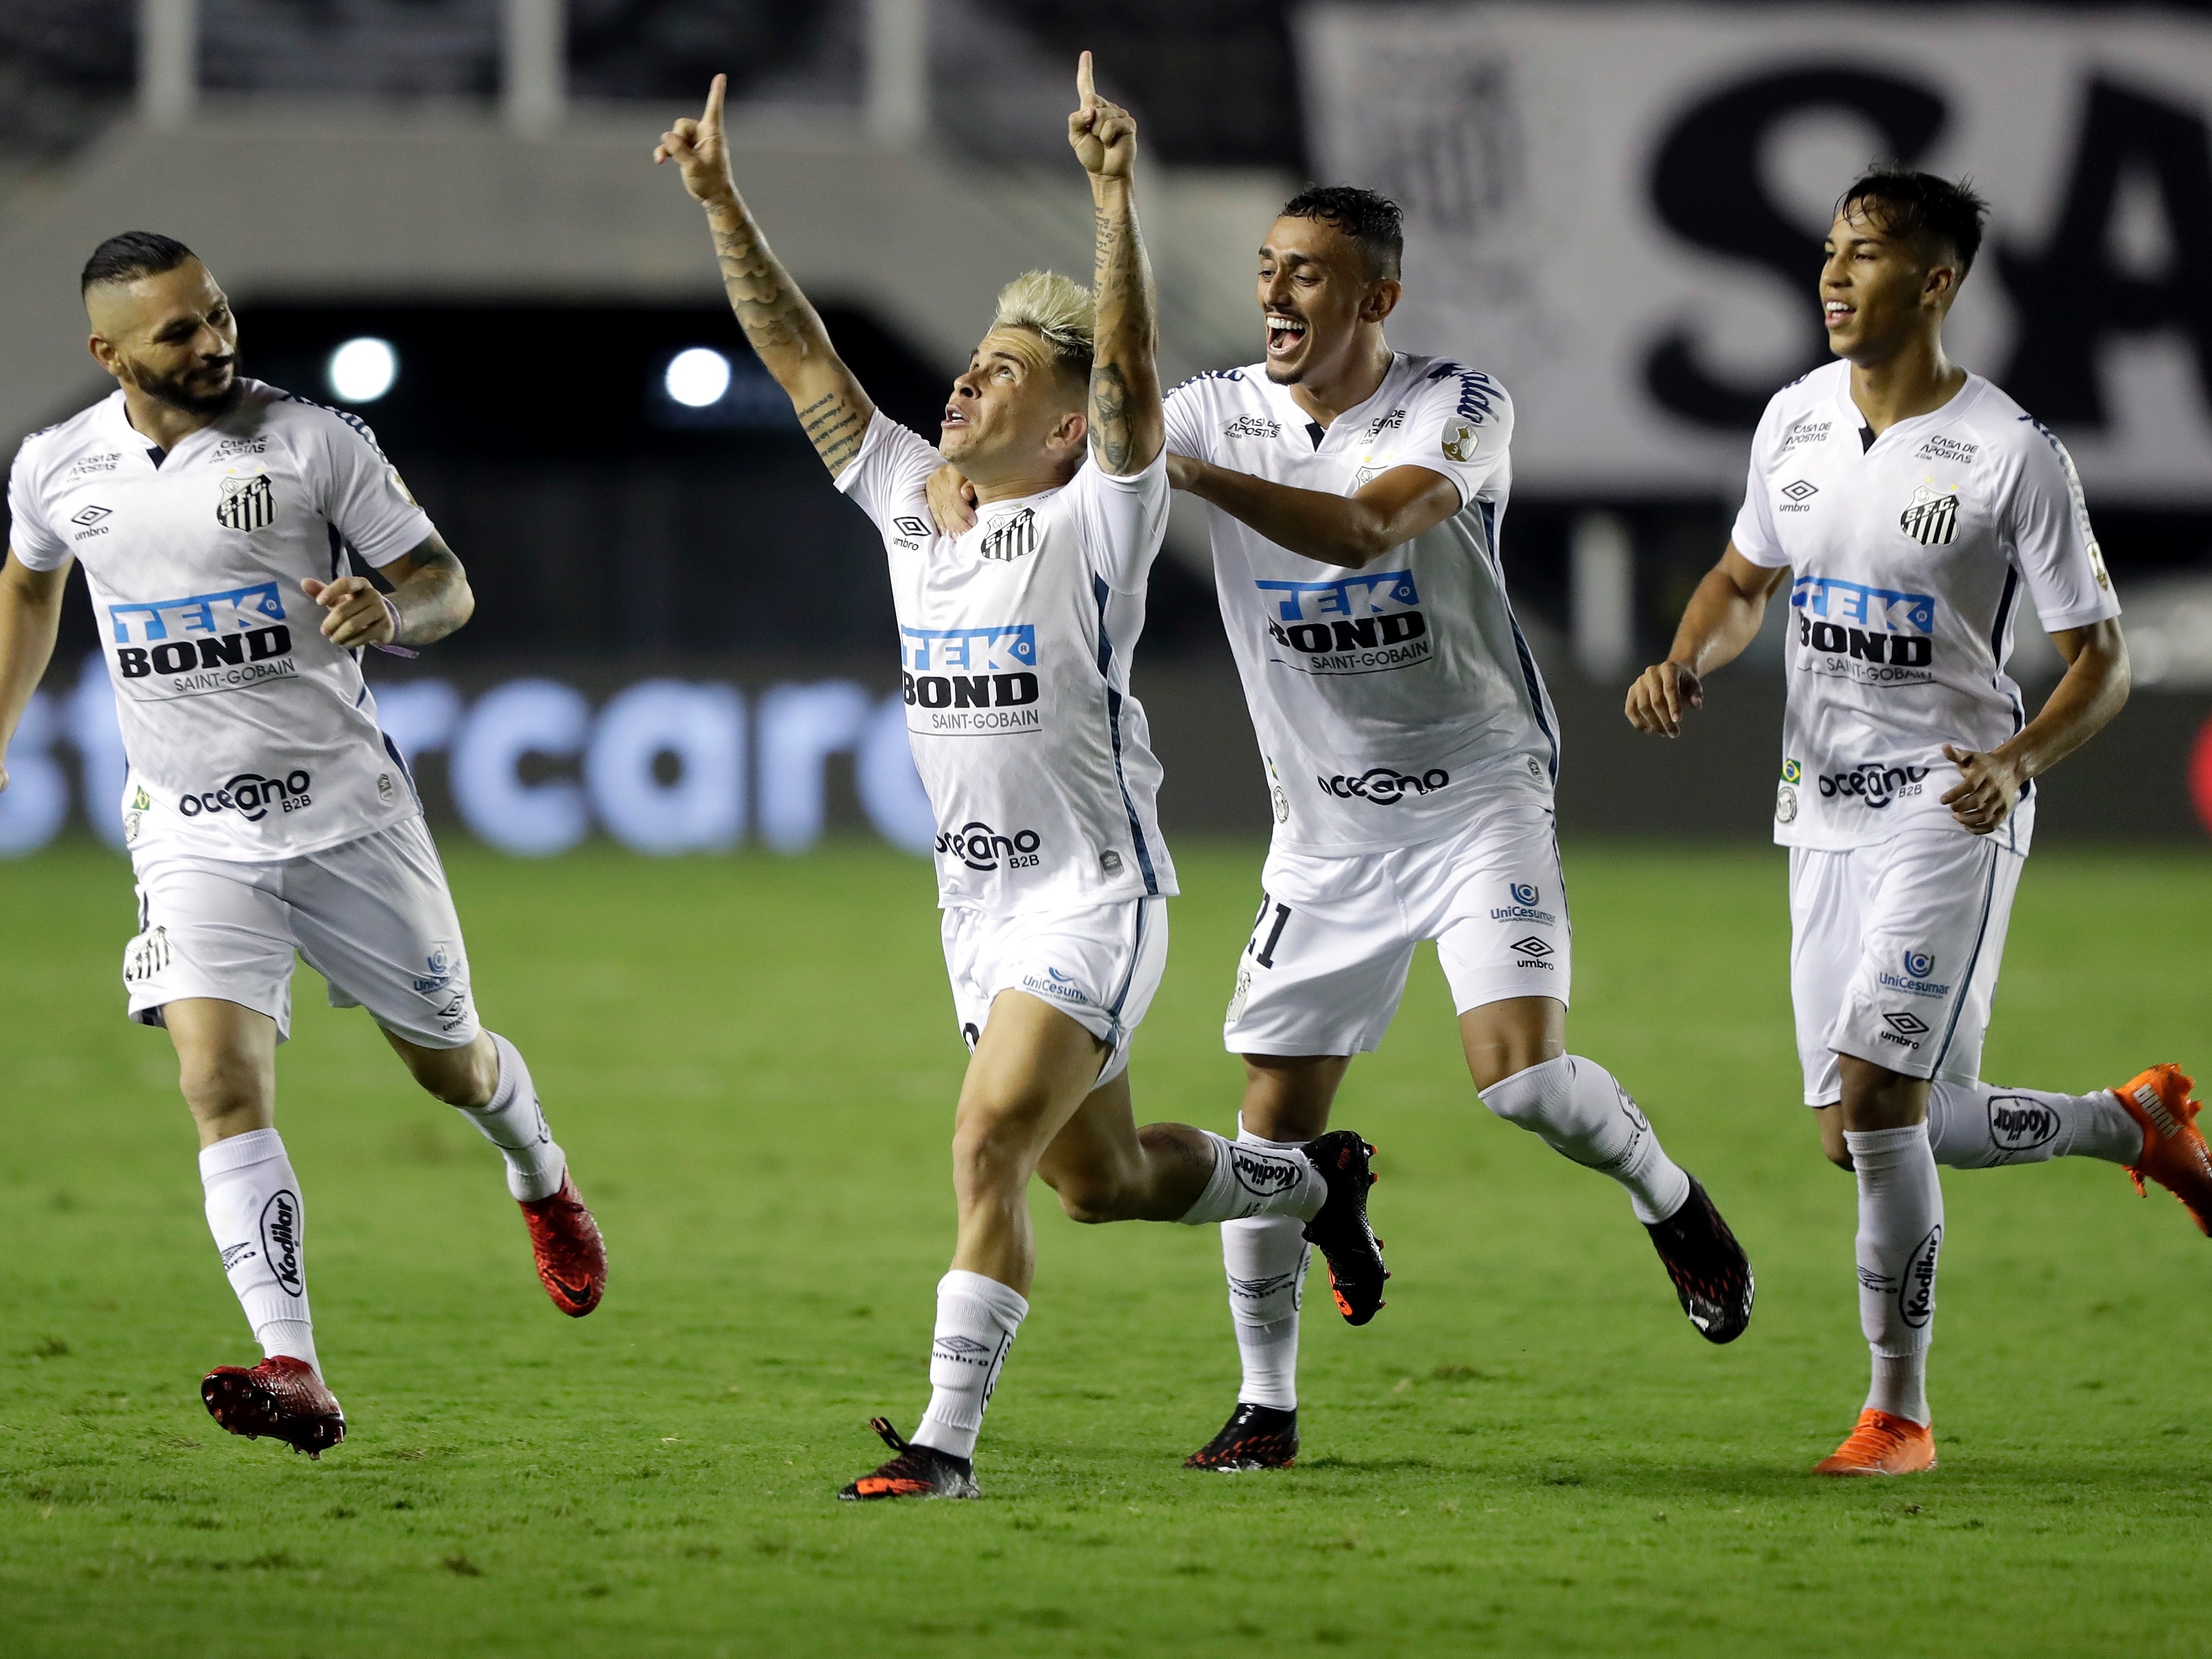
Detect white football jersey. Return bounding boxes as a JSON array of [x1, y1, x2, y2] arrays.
[[1163, 353, 1557, 855], [836, 411, 1178, 912], [1733, 360, 2120, 854], [7, 381, 432, 860]]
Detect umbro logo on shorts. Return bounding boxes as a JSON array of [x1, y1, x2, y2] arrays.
[[1883, 1011, 1930, 1037], [1509, 936, 1552, 958]]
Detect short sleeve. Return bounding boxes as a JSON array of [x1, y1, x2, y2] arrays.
[[833, 410, 944, 532], [6, 437, 68, 570], [2004, 421, 2120, 632], [1067, 450, 1170, 592], [1729, 398, 1789, 569], [1162, 379, 1214, 464], [317, 409, 436, 568], [1396, 364, 1512, 509]]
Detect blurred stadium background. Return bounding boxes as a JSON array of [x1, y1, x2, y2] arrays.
[[5, 0, 2212, 858]]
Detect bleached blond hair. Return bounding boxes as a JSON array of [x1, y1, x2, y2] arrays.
[[990, 269, 1095, 382]]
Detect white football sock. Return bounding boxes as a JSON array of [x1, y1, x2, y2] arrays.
[[200, 1128, 319, 1375], [912, 1269, 1028, 1461], [1846, 1123, 1942, 1427], [1925, 1079, 2142, 1168], [1178, 1130, 1324, 1226], [1480, 1055, 1694, 1224], [1221, 1120, 1310, 1411], [454, 1033, 567, 1202]]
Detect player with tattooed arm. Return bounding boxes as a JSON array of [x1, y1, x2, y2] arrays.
[[654, 58, 1386, 1499], [0, 233, 606, 1459], [934, 186, 1754, 1472]]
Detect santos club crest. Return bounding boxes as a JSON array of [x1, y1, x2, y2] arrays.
[[1898, 482, 1958, 547], [216, 473, 276, 531]]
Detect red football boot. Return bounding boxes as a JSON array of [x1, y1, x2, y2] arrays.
[[201, 1355, 346, 1458], [521, 1172, 606, 1316]]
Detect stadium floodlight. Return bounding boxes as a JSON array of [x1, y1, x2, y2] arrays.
[[665, 347, 732, 409], [327, 337, 399, 403]]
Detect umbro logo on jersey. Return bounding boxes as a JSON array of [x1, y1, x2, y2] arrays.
[[1222, 414, 1281, 439], [70, 504, 112, 527], [216, 473, 276, 531], [1781, 480, 1818, 502], [893, 514, 931, 541], [1899, 484, 1960, 546], [977, 506, 1037, 562]]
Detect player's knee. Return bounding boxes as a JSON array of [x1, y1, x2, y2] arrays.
[[949, 1103, 1036, 1191], [413, 1043, 498, 1108], [176, 1053, 269, 1128]]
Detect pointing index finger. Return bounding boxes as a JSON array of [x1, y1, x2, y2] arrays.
[[1077, 50, 1095, 106], [704, 72, 727, 130]]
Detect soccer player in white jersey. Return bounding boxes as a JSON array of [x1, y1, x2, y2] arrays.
[[655, 61, 1387, 1500], [1627, 168, 2211, 1477], [937, 186, 1756, 1471], [0, 233, 607, 1457]]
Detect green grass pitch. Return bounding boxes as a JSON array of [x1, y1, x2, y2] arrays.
[[2, 836, 2210, 1657]]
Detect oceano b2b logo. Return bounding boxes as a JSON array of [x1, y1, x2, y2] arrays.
[[935, 820, 1042, 873], [177, 768, 313, 823], [1318, 765, 1448, 806], [107, 581, 296, 699], [1791, 575, 1936, 686], [1257, 569, 1429, 676], [901, 623, 1041, 734]]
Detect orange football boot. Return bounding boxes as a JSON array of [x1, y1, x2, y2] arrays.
[[1814, 1408, 1936, 1477], [2112, 1065, 2212, 1236]]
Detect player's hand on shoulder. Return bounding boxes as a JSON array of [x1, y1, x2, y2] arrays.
[[926, 464, 978, 536], [1939, 743, 2022, 835], [1624, 660, 1702, 737], [1068, 52, 1136, 179], [655, 73, 737, 207], [302, 575, 393, 649]]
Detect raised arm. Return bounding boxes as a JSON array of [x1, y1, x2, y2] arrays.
[[655, 74, 875, 477], [1069, 55, 1161, 475], [0, 551, 69, 795], [1623, 543, 1789, 737]]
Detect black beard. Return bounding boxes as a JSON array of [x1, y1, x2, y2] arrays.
[[135, 359, 243, 417]]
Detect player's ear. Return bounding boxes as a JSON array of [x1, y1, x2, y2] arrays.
[[1362, 278, 1402, 325], [87, 332, 123, 380], [1054, 407, 1088, 455]]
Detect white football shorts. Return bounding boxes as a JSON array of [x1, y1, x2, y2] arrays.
[[1223, 786, 1570, 1057], [942, 895, 1168, 1086], [1789, 824, 2024, 1104], [122, 814, 482, 1050]]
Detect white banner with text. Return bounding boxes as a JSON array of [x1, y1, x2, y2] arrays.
[[1298, 4, 2212, 500]]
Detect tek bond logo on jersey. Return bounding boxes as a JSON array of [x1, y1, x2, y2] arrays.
[[900, 624, 1041, 734], [1789, 576, 1936, 687], [1257, 569, 1428, 677], [107, 581, 296, 700]]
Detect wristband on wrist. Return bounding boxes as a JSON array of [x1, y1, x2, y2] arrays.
[[372, 592, 420, 659]]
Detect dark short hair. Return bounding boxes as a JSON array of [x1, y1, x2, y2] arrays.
[[1835, 168, 1988, 275], [80, 230, 197, 296], [1278, 185, 1404, 281]]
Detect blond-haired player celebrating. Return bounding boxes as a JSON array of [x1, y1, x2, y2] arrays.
[[1628, 167, 2210, 1477], [656, 58, 1386, 1499], [0, 233, 606, 1459], [936, 185, 1757, 1472]]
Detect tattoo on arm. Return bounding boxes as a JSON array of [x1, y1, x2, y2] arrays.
[[797, 391, 868, 476], [385, 536, 473, 647], [1087, 182, 1161, 473], [705, 203, 874, 476], [1090, 364, 1134, 474]]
